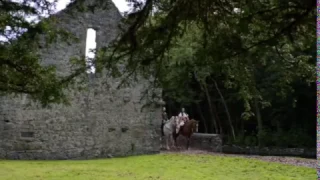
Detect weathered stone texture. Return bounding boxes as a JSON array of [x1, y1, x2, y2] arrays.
[[0, 0, 162, 160]]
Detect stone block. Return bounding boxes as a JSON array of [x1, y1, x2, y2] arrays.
[[162, 133, 223, 151]]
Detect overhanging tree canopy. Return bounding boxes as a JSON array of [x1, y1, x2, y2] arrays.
[[0, 0, 316, 107]]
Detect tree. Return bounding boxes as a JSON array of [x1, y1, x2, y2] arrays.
[[1, 0, 63, 105], [0, 0, 89, 106], [101, 0, 315, 146], [1, 0, 316, 148]]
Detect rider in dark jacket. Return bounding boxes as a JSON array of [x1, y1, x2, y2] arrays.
[[161, 107, 168, 136]]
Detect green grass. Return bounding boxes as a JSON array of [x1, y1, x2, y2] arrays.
[[0, 153, 315, 180]]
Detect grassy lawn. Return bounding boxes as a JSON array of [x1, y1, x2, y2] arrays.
[[0, 153, 315, 180]]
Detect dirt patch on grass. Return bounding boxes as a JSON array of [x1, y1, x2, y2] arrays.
[[161, 149, 317, 168]]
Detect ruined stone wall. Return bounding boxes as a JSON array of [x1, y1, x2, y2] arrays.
[[175, 133, 222, 152], [0, 0, 162, 160]]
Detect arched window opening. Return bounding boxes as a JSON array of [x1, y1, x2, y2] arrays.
[[85, 28, 97, 74]]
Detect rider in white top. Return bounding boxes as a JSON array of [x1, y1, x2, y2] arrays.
[[178, 108, 189, 119], [176, 108, 189, 133]]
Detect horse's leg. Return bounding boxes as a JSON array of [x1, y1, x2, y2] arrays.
[[171, 135, 177, 150], [186, 137, 190, 150], [173, 134, 178, 150], [165, 135, 170, 150], [169, 135, 174, 150]]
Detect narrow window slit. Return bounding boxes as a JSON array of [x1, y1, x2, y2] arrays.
[[85, 28, 97, 74]]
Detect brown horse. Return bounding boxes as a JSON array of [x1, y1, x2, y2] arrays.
[[173, 119, 199, 150]]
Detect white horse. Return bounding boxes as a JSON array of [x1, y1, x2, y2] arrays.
[[162, 116, 178, 150]]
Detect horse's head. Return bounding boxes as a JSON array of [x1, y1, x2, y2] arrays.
[[189, 119, 199, 133]]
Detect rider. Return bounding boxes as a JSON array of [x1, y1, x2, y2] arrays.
[[161, 107, 168, 136], [176, 107, 189, 133]]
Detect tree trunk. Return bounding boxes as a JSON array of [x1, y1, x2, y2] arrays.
[[212, 103, 223, 134], [254, 97, 263, 147], [234, 114, 238, 136], [213, 80, 236, 140], [240, 117, 244, 135], [196, 103, 208, 133], [202, 82, 219, 133]]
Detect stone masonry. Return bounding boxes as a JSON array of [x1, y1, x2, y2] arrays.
[[175, 133, 222, 152], [0, 0, 162, 160]]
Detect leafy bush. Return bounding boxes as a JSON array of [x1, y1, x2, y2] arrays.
[[229, 127, 314, 148]]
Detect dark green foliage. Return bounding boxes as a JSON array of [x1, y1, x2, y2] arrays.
[[106, 0, 315, 147], [1, 0, 315, 147], [0, 0, 85, 106]]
